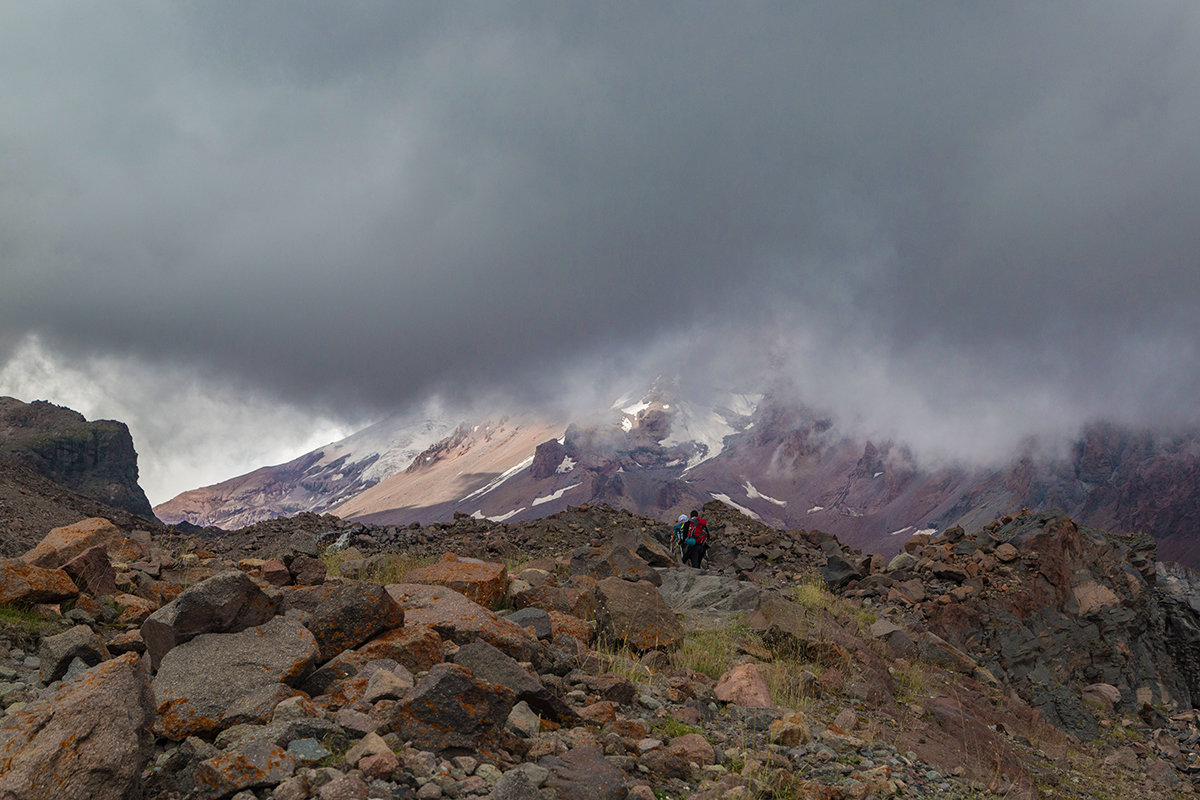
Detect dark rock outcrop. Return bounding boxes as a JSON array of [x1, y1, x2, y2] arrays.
[[0, 397, 154, 519]]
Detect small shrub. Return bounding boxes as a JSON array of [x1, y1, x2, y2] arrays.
[[653, 716, 703, 739]]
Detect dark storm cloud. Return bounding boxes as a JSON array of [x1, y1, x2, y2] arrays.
[[4, 2, 1200, 431]]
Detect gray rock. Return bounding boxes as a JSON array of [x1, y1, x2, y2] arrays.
[[38, 624, 110, 684], [505, 700, 541, 738], [505, 607, 553, 639], [288, 737, 332, 764], [541, 745, 629, 800], [491, 768, 542, 800], [452, 640, 577, 722], [141, 570, 276, 669], [153, 616, 320, 740]]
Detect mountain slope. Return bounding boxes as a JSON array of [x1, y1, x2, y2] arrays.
[[154, 411, 458, 529], [157, 385, 1200, 567]]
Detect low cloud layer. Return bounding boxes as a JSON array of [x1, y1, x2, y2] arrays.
[[3, 4, 1200, 501]]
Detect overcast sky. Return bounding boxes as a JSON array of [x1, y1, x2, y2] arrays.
[[3, 3, 1200, 504]]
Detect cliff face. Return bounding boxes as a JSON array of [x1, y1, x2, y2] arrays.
[[0, 397, 155, 521]]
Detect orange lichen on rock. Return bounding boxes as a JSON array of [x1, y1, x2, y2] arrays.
[[404, 553, 509, 610]]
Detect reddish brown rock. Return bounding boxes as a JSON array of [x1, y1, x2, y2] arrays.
[[548, 610, 595, 647], [543, 745, 629, 800], [386, 582, 536, 661], [593, 577, 682, 652], [0, 559, 78, 605], [60, 545, 117, 597], [113, 592, 158, 624], [668, 733, 716, 766], [21, 517, 131, 569], [0, 652, 154, 800], [578, 700, 618, 724], [404, 553, 508, 610], [194, 741, 297, 798], [714, 663, 774, 708], [382, 662, 516, 752], [261, 558, 291, 586], [305, 580, 405, 662]]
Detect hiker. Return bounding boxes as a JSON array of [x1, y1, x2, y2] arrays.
[[671, 514, 690, 562], [684, 509, 709, 568]]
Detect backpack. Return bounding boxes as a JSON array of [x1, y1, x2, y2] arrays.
[[691, 518, 708, 545]]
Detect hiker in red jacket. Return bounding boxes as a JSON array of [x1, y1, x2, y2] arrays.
[[685, 509, 708, 568]]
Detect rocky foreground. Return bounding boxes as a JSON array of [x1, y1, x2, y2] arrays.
[[2, 503, 1200, 799]]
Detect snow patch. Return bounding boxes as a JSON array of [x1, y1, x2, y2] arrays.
[[459, 455, 534, 502], [532, 482, 581, 506], [555, 456, 576, 474], [889, 526, 914, 537], [621, 400, 651, 417], [744, 481, 786, 507], [807, 506, 825, 513], [914, 528, 938, 536], [620, 417, 633, 433], [487, 507, 526, 522], [711, 492, 761, 520], [873, 471, 883, 478]]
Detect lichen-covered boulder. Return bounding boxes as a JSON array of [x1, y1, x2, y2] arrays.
[[304, 580, 404, 662], [21, 517, 134, 568], [0, 652, 154, 800], [153, 616, 320, 740], [0, 559, 78, 606], [404, 553, 508, 610], [381, 662, 516, 752], [386, 582, 536, 661]]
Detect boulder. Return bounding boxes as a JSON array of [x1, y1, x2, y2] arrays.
[[506, 607, 553, 639], [193, 740, 297, 799], [38, 624, 110, 684], [714, 663, 774, 708], [0, 559, 78, 605], [593, 577, 683, 651], [386, 582, 536, 661], [569, 545, 661, 586], [21, 518, 131, 569], [289, 553, 327, 585], [60, 545, 117, 597], [404, 553, 508, 610], [667, 733, 716, 766], [451, 640, 578, 722], [821, 554, 861, 590], [153, 616, 320, 739], [113, 592, 158, 624], [657, 570, 763, 618], [548, 610, 594, 647], [0, 652, 154, 800], [260, 558, 291, 586], [542, 745, 629, 800], [141, 570, 277, 669], [381, 662, 516, 752], [305, 580, 405, 662]]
